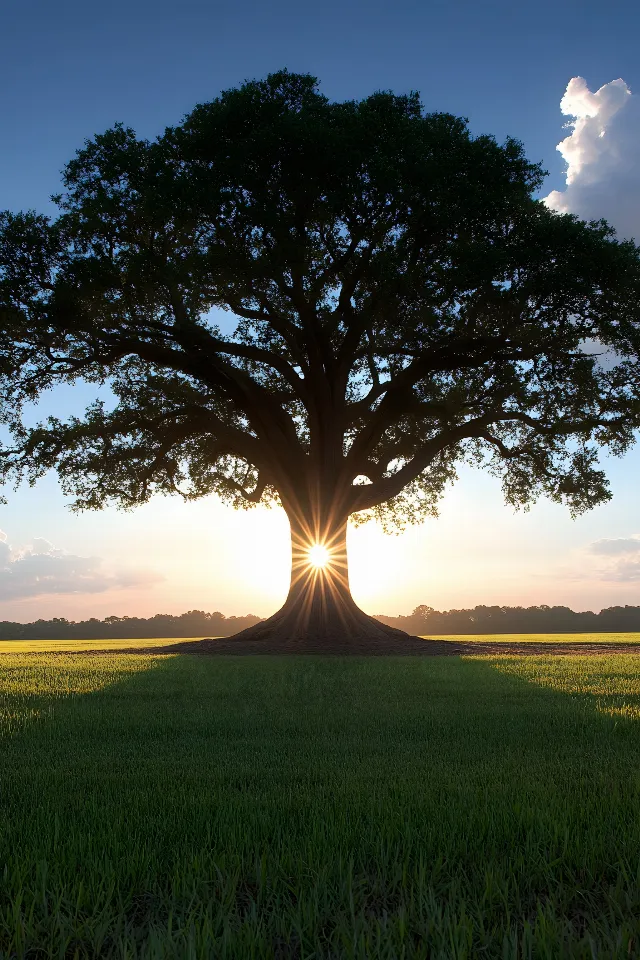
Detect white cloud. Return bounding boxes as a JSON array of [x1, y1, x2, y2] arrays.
[[590, 536, 640, 556], [28, 537, 58, 556], [579, 534, 640, 581], [0, 534, 162, 601], [605, 559, 640, 582], [544, 76, 640, 240]]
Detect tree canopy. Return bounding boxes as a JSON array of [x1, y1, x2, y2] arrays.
[[1, 70, 640, 642]]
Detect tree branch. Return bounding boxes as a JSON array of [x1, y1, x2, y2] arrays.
[[226, 470, 268, 503]]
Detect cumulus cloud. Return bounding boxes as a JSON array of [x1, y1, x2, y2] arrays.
[[590, 536, 640, 556], [582, 534, 640, 581], [604, 559, 640, 582], [29, 537, 59, 556], [0, 534, 161, 601], [544, 76, 640, 240]]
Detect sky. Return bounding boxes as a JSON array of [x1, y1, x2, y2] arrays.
[[2, 0, 640, 620]]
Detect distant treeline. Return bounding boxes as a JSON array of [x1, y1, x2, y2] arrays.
[[2, 604, 640, 640], [0, 610, 262, 640], [375, 604, 640, 635]]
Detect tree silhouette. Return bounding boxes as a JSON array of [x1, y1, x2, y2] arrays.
[[1, 71, 640, 645]]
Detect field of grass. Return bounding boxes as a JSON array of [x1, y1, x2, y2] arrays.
[[2, 649, 640, 957], [3, 633, 640, 656], [0, 637, 198, 653], [426, 632, 640, 643]]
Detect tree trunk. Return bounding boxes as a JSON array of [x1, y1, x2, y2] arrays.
[[229, 512, 418, 648]]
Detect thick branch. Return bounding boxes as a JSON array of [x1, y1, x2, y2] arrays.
[[349, 419, 489, 512], [350, 401, 632, 513], [226, 470, 268, 503], [344, 337, 576, 470], [165, 282, 309, 399], [214, 295, 311, 373]]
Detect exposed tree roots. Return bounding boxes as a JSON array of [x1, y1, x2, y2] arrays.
[[215, 602, 433, 654]]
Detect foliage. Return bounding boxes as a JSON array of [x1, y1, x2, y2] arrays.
[[1, 71, 640, 535], [1, 651, 640, 956], [377, 603, 640, 635], [5, 606, 640, 640], [0, 609, 260, 640]]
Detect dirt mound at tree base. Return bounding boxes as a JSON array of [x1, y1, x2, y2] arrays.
[[163, 635, 446, 655], [136, 637, 640, 657]]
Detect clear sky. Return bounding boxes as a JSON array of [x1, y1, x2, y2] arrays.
[[2, 0, 640, 620]]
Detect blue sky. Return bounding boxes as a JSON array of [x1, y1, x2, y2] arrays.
[[2, 0, 640, 619]]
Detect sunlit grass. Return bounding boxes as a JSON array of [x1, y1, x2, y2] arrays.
[[482, 653, 640, 719], [4, 633, 640, 654], [0, 653, 161, 737], [3, 651, 640, 957], [429, 632, 640, 643], [0, 637, 196, 653]]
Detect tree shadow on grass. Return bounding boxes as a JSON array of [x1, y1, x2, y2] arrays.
[[133, 635, 640, 656], [472, 650, 640, 723], [1, 652, 640, 957], [0, 650, 163, 743]]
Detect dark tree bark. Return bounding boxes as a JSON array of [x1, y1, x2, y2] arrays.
[[230, 511, 417, 646]]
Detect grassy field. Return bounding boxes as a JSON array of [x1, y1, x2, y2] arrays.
[[0, 637, 197, 653], [2, 632, 640, 654], [430, 633, 640, 643], [2, 647, 640, 957]]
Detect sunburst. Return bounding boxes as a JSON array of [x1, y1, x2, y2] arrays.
[[308, 544, 330, 568]]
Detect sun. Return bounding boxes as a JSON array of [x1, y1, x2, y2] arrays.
[[308, 544, 330, 568]]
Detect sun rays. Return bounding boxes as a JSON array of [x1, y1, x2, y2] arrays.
[[308, 544, 330, 568], [274, 504, 357, 633]]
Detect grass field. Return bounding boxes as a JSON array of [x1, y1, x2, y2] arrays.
[[2, 646, 640, 957], [2, 632, 640, 654], [0, 637, 197, 653], [431, 632, 640, 644]]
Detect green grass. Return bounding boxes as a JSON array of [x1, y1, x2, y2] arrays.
[[3, 633, 639, 655], [2, 651, 640, 957], [425, 632, 640, 643], [0, 638, 200, 653]]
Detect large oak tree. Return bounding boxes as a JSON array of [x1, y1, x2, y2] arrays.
[[1, 71, 640, 644]]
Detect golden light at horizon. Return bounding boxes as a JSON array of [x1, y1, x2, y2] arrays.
[[308, 544, 330, 568]]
